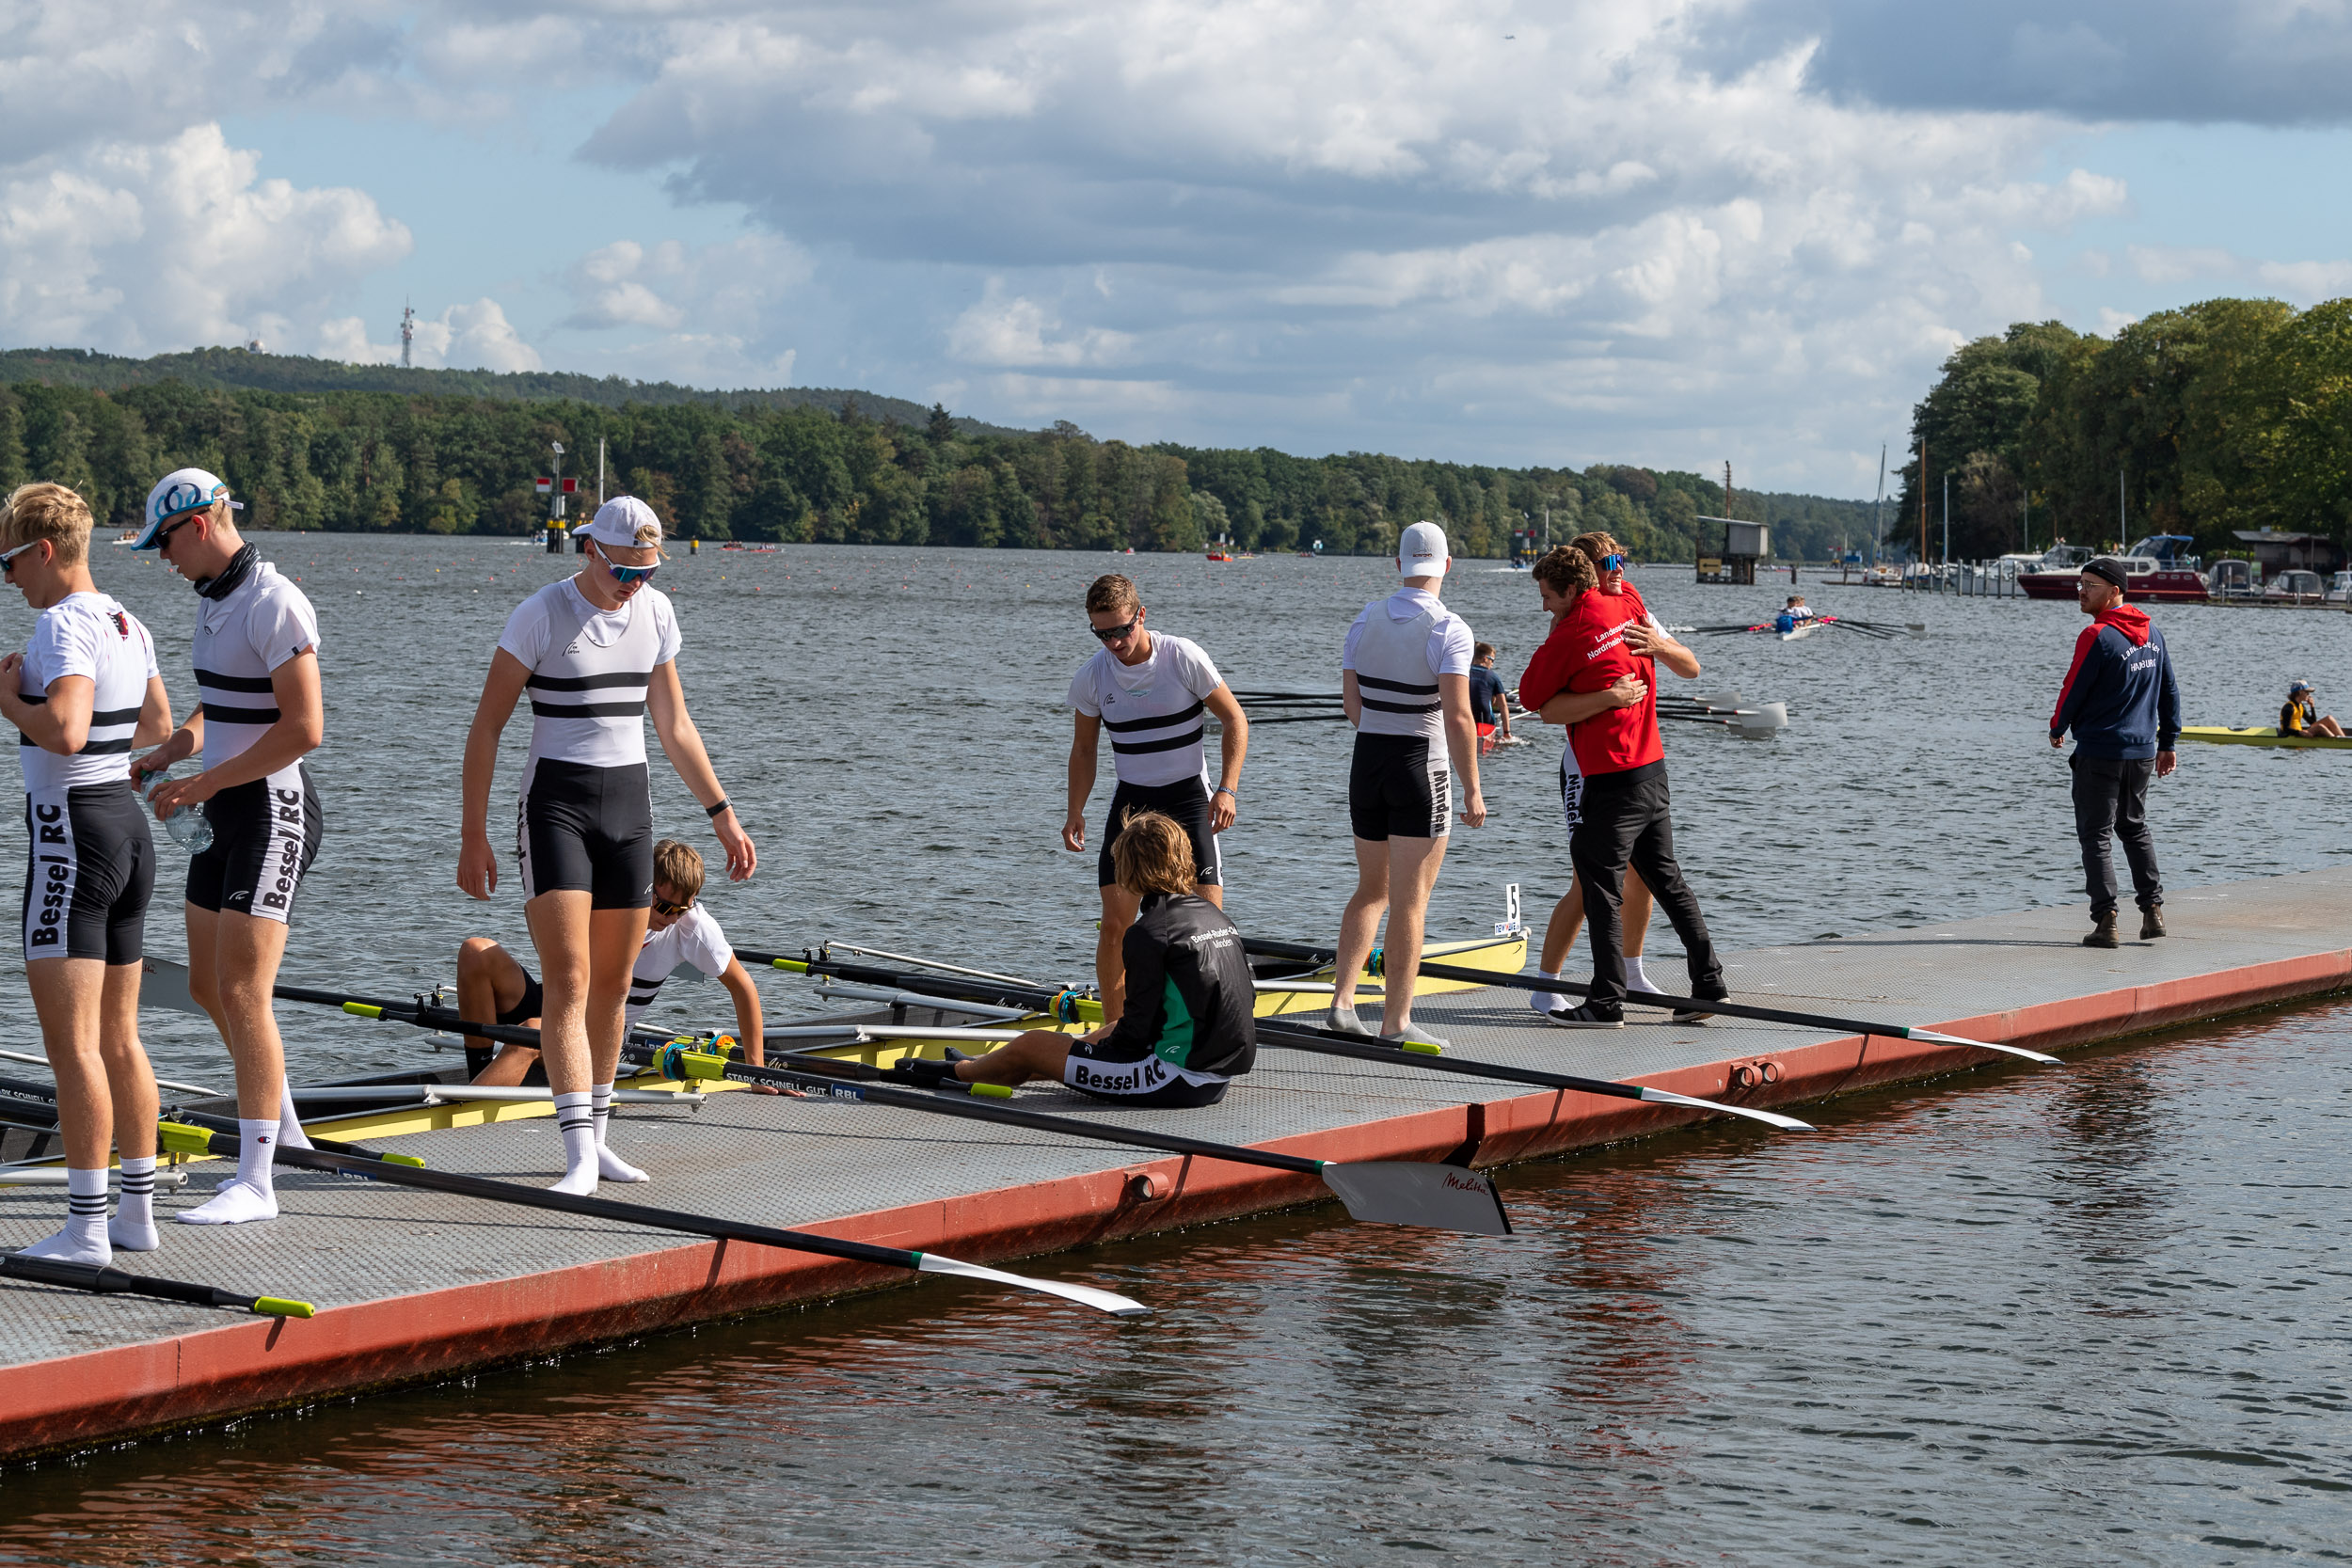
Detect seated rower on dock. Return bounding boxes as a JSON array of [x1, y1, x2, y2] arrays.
[[894, 811, 1255, 1107], [456, 839, 769, 1116], [2280, 680, 2344, 739]]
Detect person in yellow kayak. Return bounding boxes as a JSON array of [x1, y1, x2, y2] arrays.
[[2280, 681, 2344, 738]]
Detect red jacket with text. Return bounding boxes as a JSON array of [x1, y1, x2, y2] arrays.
[[1517, 585, 1663, 776]]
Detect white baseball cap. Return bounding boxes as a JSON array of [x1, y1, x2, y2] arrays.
[[1398, 519, 1450, 578], [580, 496, 663, 549], [134, 467, 241, 549]]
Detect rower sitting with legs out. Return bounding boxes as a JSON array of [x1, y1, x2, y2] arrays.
[[0, 483, 175, 1265], [457, 839, 768, 1095], [458, 498, 755, 1194], [896, 810, 1254, 1107], [1061, 572, 1248, 1036], [2280, 681, 2344, 738]]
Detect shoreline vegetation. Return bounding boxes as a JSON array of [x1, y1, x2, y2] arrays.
[[1899, 296, 2352, 561], [0, 346, 1875, 560]]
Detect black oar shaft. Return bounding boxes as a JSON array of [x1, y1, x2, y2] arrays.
[[0, 1252, 310, 1317], [1252, 1020, 1661, 1103], [628, 1044, 1326, 1177], [0, 1073, 410, 1164]]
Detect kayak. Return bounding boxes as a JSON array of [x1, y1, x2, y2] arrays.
[[2177, 726, 2352, 751]]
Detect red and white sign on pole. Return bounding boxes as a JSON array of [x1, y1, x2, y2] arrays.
[[534, 474, 578, 520]]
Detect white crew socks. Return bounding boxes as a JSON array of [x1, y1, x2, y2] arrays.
[[179, 1119, 279, 1225], [1625, 956, 1660, 993], [550, 1091, 599, 1195], [590, 1082, 648, 1183], [110, 1157, 160, 1252], [21, 1167, 112, 1265], [276, 1074, 313, 1148], [1530, 968, 1570, 1013]]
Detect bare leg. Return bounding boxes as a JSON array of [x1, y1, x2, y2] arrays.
[[951, 1029, 1076, 1087], [457, 937, 540, 1085], [585, 907, 650, 1089], [98, 962, 156, 1162], [178, 905, 293, 1225], [1540, 866, 1652, 970], [26, 957, 109, 1168], [1332, 837, 1391, 1011], [1092, 883, 1141, 1037], [1371, 834, 1448, 1034], [526, 890, 595, 1095]]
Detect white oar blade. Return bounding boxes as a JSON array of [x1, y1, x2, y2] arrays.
[[1318, 1161, 1513, 1236], [1907, 1029, 2061, 1066], [1639, 1086, 1816, 1132], [915, 1252, 1150, 1317], [140, 955, 202, 1017]]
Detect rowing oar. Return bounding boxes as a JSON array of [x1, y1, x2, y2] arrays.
[[740, 950, 1812, 1131], [1, 1252, 314, 1320], [621, 1041, 1514, 1236], [1238, 940, 2061, 1066], [0, 1072, 425, 1167], [151, 1125, 1144, 1317]]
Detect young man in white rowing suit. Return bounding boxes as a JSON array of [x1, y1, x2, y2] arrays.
[[132, 467, 326, 1226], [1328, 520, 1486, 1049], [459, 498, 755, 1194], [0, 483, 174, 1264], [1062, 572, 1248, 1032]]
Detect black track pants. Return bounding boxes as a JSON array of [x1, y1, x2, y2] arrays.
[[1567, 761, 1724, 1012], [2070, 753, 2161, 916]]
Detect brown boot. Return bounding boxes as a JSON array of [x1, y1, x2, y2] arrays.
[[2083, 911, 2120, 949], [2139, 904, 2165, 939]]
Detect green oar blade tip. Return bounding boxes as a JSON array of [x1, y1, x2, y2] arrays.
[[967, 1083, 1015, 1100], [252, 1296, 314, 1319]]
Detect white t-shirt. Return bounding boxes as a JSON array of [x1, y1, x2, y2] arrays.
[[1068, 632, 1225, 789], [1342, 588, 1475, 680], [498, 579, 680, 772], [17, 593, 157, 794], [191, 562, 320, 781], [627, 904, 734, 1023]]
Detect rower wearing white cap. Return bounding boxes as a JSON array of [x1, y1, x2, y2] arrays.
[[457, 496, 755, 1194], [1327, 520, 1486, 1048], [128, 467, 326, 1226]]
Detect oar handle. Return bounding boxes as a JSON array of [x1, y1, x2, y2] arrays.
[[0, 1252, 312, 1318]]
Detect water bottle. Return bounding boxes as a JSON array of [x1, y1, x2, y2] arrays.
[[138, 769, 215, 855]]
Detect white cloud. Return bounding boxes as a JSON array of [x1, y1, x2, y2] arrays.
[[2255, 259, 2352, 304], [319, 297, 542, 372], [947, 281, 1135, 367]]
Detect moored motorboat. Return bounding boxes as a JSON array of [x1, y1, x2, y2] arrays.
[[2019, 538, 2205, 603]]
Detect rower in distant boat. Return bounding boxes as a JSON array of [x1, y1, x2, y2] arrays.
[[1468, 641, 1514, 753], [130, 467, 327, 1227], [896, 811, 1253, 1106], [457, 841, 770, 1101], [2280, 680, 2344, 738], [457, 497, 755, 1194], [1062, 573, 1248, 1037], [0, 483, 175, 1265], [1772, 595, 1817, 635]]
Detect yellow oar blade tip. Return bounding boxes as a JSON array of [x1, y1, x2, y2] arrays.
[[1401, 1040, 1443, 1055], [254, 1297, 314, 1319], [384, 1153, 427, 1168], [968, 1083, 1015, 1100]]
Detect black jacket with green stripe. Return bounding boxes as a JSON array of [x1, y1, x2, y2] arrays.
[[1104, 893, 1257, 1078]]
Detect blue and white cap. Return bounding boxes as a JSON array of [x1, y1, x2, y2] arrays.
[[134, 467, 240, 549]]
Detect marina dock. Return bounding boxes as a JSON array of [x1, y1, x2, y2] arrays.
[[6, 864, 2351, 1463]]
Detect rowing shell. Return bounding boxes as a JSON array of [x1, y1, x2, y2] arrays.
[[1778, 619, 1822, 641], [2178, 725, 2352, 751]]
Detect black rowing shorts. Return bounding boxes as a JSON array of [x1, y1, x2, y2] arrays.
[[1096, 777, 1222, 889], [1347, 733, 1451, 842], [22, 780, 154, 964], [186, 764, 323, 924], [516, 759, 653, 910], [1062, 1034, 1231, 1108]]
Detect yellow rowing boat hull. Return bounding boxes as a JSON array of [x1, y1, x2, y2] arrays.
[[2179, 725, 2352, 751]]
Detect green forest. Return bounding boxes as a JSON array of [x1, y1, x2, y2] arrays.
[[1899, 296, 2352, 560], [0, 347, 1877, 560]]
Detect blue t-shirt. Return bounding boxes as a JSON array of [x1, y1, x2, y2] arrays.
[[1467, 665, 1505, 725]]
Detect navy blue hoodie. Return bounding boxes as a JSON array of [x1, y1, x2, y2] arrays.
[[2050, 604, 2181, 760]]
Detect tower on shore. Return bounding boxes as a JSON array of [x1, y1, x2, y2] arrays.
[[400, 302, 416, 369]]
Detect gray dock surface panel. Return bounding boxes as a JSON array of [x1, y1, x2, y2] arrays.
[[5, 866, 2348, 1371]]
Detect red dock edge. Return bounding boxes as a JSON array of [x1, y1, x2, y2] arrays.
[[5, 947, 2345, 1461]]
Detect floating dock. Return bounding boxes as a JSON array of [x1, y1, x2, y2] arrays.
[[6, 866, 2352, 1461]]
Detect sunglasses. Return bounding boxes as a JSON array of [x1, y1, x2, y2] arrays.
[[651, 894, 693, 918], [0, 540, 39, 577], [1600, 554, 1626, 571], [594, 545, 660, 586], [1089, 615, 1140, 642], [152, 514, 200, 551]]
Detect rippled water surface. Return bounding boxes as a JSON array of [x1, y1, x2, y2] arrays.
[[0, 538, 2346, 1560]]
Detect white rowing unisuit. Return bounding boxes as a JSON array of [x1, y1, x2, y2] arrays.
[[497, 579, 680, 783], [17, 593, 157, 794], [1343, 588, 1474, 740], [193, 562, 320, 785], [627, 904, 733, 1024], [1068, 633, 1224, 789]]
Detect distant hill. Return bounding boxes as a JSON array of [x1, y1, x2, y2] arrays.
[[0, 345, 1034, 438]]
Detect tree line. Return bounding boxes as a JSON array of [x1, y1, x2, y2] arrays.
[[1898, 297, 2352, 561], [0, 352, 1877, 558]]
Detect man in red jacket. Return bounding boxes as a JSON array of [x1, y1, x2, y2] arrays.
[[1518, 534, 1724, 1026]]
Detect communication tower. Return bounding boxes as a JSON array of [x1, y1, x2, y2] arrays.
[[400, 302, 416, 369]]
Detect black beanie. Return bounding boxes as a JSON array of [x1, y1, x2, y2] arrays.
[[2082, 557, 2129, 591]]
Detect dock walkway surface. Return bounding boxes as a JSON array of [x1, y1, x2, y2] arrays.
[[6, 866, 2351, 1460]]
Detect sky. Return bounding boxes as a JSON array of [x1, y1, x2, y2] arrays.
[[4, 2, 2350, 497]]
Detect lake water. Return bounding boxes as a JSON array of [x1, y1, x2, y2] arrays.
[[0, 536, 2344, 1560]]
